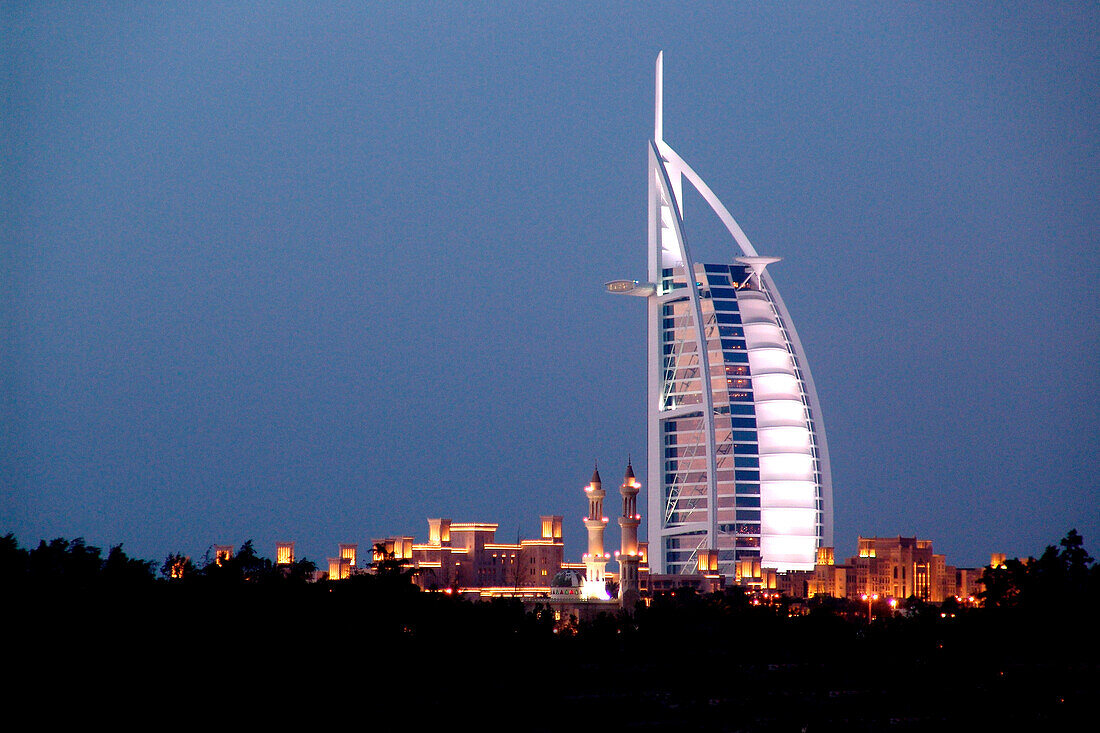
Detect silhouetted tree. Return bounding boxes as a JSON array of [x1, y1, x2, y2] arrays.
[[371, 542, 417, 582], [282, 557, 318, 584], [101, 544, 156, 586], [978, 529, 1096, 610], [1058, 529, 1094, 592], [28, 537, 103, 587], [195, 538, 271, 584], [0, 533, 29, 583], [235, 539, 269, 581]]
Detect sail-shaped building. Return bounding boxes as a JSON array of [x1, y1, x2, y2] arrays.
[[608, 54, 834, 576]]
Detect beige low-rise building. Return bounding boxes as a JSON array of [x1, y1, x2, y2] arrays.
[[371, 516, 566, 596], [771, 537, 991, 604]]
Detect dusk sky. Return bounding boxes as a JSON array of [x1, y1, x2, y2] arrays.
[[4, 3, 1097, 569]]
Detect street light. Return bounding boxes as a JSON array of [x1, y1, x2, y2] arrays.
[[860, 592, 879, 622]]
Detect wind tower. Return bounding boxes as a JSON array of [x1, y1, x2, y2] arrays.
[[618, 460, 642, 608], [581, 465, 611, 600]]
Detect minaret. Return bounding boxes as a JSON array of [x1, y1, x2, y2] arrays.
[[581, 465, 611, 600], [618, 460, 642, 608]]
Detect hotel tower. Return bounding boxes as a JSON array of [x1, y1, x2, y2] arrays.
[[608, 54, 834, 576]]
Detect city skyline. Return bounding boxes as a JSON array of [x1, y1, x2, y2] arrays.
[[4, 4, 1097, 567]]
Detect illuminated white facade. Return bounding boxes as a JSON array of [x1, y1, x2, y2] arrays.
[[609, 54, 834, 575]]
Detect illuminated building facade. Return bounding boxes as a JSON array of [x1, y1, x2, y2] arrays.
[[167, 556, 189, 579], [275, 541, 295, 566], [776, 537, 986, 603], [328, 556, 351, 580], [338, 543, 357, 567], [327, 543, 358, 580], [609, 54, 833, 576], [213, 545, 233, 565], [360, 466, 651, 607], [372, 517, 566, 596], [850, 536, 941, 601]]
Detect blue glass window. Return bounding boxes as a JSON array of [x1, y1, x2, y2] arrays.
[[736, 510, 761, 521], [709, 286, 738, 300], [735, 456, 759, 468], [735, 470, 760, 481]]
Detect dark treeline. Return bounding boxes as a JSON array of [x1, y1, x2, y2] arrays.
[[5, 530, 1097, 730], [0, 535, 318, 587]]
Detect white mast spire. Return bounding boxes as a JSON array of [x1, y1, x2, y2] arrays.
[[655, 51, 663, 142]]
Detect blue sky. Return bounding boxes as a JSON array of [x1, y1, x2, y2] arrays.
[[3, 3, 1097, 568]]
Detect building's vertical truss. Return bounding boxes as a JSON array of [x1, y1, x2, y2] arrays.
[[649, 142, 720, 574], [646, 133, 663, 575]]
